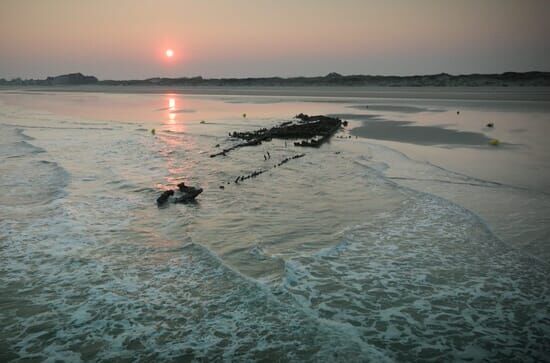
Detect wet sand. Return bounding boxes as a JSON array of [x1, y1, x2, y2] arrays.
[[340, 113, 493, 146], [349, 104, 445, 113]]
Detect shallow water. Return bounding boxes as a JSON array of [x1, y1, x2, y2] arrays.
[[1, 89, 549, 361]]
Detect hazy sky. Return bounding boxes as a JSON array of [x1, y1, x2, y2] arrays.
[[1, 0, 549, 79]]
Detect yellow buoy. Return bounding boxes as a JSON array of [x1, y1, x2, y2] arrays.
[[489, 139, 500, 146], [151, 128, 156, 135]]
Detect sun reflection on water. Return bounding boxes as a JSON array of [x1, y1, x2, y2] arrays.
[[164, 95, 184, 130], [157, 95, 199, 184]]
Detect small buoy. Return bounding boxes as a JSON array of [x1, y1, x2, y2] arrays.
[[242, 113, 247, 118], [151, 128, 156, 135], [489, 139, 500, 146], [457, 111, 460, 115]]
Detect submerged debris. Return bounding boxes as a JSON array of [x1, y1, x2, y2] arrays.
[[276, 153, 305, 167], [230, 153, 305, 185], [157, 114, 342, 204], [210, 114, 343, 157], [234, 169, 268, 184], [210, 138, 262, 158]]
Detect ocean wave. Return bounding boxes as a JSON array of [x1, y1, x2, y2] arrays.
[[0, 140, 46, 159], [353, 142, 550, 262], [0, 122, 114, 131], [0, 228, 391, 362], [281, 193, 550, 361], [15, 128, 35, 140], [0, 158, 69, 207], [0, 127, 70, 207]]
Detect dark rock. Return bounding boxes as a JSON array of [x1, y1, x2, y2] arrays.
[[177, 182, 200, 194], [173, 187, 203, 204], [171, 182, 203, 203], [156, 190, 174, 206]]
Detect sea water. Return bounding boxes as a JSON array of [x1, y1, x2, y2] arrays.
[[0, 89, 548, 361]]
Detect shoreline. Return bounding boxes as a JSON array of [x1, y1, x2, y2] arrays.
[[2, 85, 550, 102]]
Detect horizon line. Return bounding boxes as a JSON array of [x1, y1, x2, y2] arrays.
[[2, 70, 550, 82]]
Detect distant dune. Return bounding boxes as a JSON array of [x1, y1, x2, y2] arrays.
[[1, 71, 549, 87], [1, 72, 98, 86]]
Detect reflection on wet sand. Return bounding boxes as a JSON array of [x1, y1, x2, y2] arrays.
[[337, 113, 494, 146]]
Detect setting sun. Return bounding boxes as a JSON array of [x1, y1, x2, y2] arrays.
[[165, 49, 174, 58]]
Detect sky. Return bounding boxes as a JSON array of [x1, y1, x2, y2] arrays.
[[1, 0, 549, 79]]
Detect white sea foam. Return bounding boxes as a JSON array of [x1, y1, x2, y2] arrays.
[[282, 192, 550, 361]]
